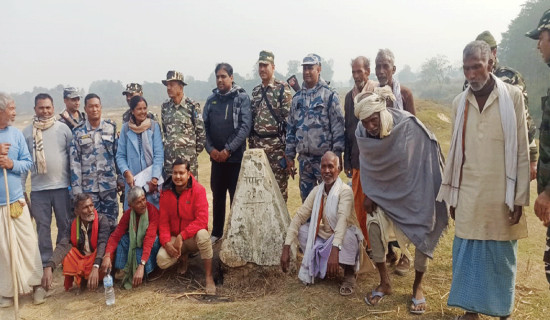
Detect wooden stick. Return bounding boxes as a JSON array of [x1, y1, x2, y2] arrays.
[[4, 168, 19, 319]]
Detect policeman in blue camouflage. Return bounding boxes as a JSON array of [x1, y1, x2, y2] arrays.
[[70, 93, 120, 229], [285, 54, 345, 201], [160, 71, 205, 178], [464, 31, 538, 179], [121, 83, 157, 123], [527, 9, 550, 288], [249, 50, 293, 201]]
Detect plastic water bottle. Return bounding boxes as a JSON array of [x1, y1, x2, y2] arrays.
[[103, 274, 115, 306]]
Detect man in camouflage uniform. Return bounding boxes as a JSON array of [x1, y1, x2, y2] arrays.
[[160, 71, 205, 178], [58, 87, 86, 130], [286, 53, 345, 202], [464, 31, 538, 179], [121, 83, 156, 123], [70, 93, 120, 230], [528, 9, 550, 288], [249, 50, 292, 201]]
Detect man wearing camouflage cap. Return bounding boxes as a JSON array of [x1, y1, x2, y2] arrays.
[[249, 50, 293, 201], [59, 87, 85, 130], [160, 71, 205, 178], [286, 54, 345, 202], [528, 8, 550, 289], [464, 31, 539, 180], [121, 83, 156, 123]]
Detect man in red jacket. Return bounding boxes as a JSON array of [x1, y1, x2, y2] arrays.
[[156, 158, 215, 295]]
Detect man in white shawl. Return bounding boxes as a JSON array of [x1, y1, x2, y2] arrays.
[[438, 41, 529, 320], [280, 151, 365, 296], [355, 86, 448, 314]]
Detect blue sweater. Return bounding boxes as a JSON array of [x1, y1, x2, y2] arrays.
[[0, 126, 32, 205]]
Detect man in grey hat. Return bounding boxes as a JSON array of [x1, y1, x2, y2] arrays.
[[285, 53, 345, 202], [59, 87, 85, 130], [528, 8, 550, 289], [121, 83, 156, 123], [160, 70, 205, 178]]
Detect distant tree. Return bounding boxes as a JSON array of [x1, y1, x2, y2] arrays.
[[419, 55, 452, 85], [321, 58, 335, 82], [397, 64, 417, 84], [499, 0, 550, 120], [286, 60, 301, 77], [88, 80, 125, 108]]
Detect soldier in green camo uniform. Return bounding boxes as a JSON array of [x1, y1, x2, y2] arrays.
[[527, 8, 550, 289], [249, 51, 293, 201], [464, 31, 539, 179], [160, 71, 205, 178]]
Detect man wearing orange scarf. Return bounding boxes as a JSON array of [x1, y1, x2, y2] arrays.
[[41, 193, 110, 292]]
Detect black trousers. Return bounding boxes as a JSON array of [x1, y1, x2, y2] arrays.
[[210, 161, 241, 238]]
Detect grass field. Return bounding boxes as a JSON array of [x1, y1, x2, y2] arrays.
[[1, 100, 549, 320]]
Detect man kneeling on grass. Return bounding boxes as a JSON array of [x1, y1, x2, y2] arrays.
[[280, 151, 366, 296], [101, 186, 160, 289], [41, 193, 110, 292], [156, 158, 216, 295]]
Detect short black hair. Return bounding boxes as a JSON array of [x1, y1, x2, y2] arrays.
[[172, 158, 191, 171], [215, 63, 233, 77], [34, 93, 53, 106], [84, 93, 101, 106]]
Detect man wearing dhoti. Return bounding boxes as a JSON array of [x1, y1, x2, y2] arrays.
[[355, 87, 448, 314], [280, 151, 366, 296], [0, 93, 45, 307], [439, 40, 529, 320]]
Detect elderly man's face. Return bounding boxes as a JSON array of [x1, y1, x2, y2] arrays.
[[351, 61, 370, 89], [463, 50, 492, 91], [0, 102, 16, 127], [303, 65, 321, 88], [258, 62, 274, 83], [84, 98, 102, 122], [64, 97, 80, 113], [539, 30, 550, 64], [320, 154, 340, 186], [361, 113, 381, 137], [375, 58, 395, 86], [130, 194, 147, 215], [76, 198, 95, 222], [166, 81, 183, 100], [35, 98, 54, 119]]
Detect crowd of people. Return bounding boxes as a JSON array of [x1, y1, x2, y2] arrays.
[[1, 11, 550, 319]]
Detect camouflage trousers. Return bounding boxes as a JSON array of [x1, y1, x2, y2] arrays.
[[545, 227, 550, 286], [249, 136, 289, 202], [163, 154, 199, 180], [89, 189, 119, 231], [298, 155, 322, 202]]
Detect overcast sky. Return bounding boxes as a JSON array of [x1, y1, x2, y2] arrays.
[[1, 0, 526, 94]]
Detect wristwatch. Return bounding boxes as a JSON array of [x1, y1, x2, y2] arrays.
[[140, 260, 146, 266]]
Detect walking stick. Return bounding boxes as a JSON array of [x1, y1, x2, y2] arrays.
[[4, 168, 19, 319]]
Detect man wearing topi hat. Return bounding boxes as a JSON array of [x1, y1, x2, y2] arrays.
[[121, 83, 156, 123], [160, 71, 205, 178]]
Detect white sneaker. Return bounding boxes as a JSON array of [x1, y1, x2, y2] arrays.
[[0, 296, 13, 308], [210, 235, 220, 244]]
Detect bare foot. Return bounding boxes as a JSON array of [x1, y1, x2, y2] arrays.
[[205, 276, 216, 295], [365, 283, 392, 306], [178, 254, 188, 275]]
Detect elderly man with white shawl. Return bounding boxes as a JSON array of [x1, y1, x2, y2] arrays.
[[280, 151, 366, 296], [355, 86, 448, 314], [438, 41, 529, 320]]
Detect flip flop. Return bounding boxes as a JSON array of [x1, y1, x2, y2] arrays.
[[410, 297, 426, 315], [364, 290, 385, 306], [339, 274, 356, 296]]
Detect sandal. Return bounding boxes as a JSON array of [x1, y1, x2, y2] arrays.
[[339, 275, 356, 296], [364, 290, 385, 306], [410, 297, 426, 314], [395, 255, 410, 276]]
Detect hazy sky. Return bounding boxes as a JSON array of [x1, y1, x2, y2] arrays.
[[2, 0, 526, 94]]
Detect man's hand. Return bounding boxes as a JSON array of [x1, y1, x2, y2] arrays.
[[363, 196, 377, 215], [123, 170, 135, 188], [41, 267, 53, 291], [88, 267, 99, 290], [0, 143, 11, 155], [530, 162, 537, 181], [508, 205, 523, 225], [327, 247, 340, 278], [280, 244, 291, 273], [132, 265, 145, 287], [101, 256, 112, 274], [219, 149, 230, 162], [174, 234, 183, 254], [534, 191, 550, 226], [146, 178, 159, 194], [164, 242, 180, 259], [286, 159, 296, 179], [0, 155, 13, 169], [210, 149, 221, 162], [450, 206, 455, 220]]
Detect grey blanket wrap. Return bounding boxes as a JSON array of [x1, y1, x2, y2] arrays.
[[355, 108, 448, 258]]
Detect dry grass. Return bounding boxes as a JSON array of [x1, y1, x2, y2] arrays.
[[2, 100, 549, 320]]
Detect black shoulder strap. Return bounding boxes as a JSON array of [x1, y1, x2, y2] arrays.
[[261, 87, 282, 124], [186, 98, 197, 127]]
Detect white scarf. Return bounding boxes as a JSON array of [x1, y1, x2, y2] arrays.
[[437, 74, 517, 211], [298, 177, 343, 284], [392, 80, 404, 110]]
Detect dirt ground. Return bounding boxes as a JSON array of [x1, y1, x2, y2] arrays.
[[1, 102, 549, 319]]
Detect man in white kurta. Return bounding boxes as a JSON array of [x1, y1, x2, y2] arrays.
[[438, 41, 529, 320]]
